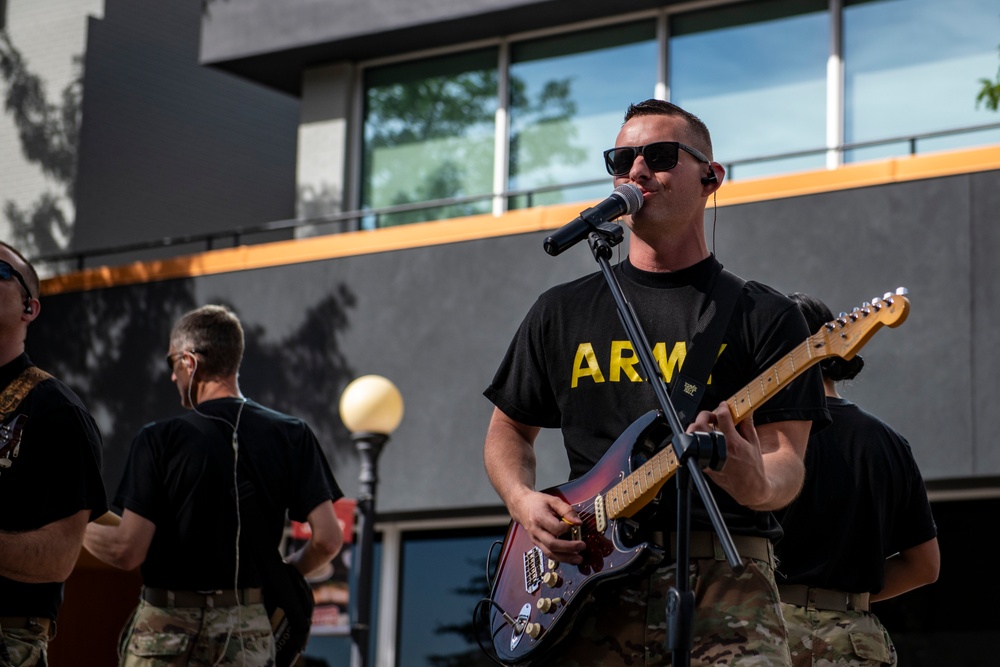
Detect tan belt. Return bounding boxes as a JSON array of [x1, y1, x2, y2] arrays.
[[778, 584, 870, 612], [669, 531, 774, 565], [142, 587, 263, 609], [0, 616, 52, 635]]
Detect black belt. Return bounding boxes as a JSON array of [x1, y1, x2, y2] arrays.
[[778, 584, 871, 612], [0, 616, 53, 635], [142, 587, 263, 609]]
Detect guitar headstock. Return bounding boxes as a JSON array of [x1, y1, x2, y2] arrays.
[[808, 287, 910, 361]]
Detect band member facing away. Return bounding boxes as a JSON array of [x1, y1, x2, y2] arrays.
[[483, 99, 830, 666], [0, 241, 108, 666], [775, 292, 940, 667], [85, 304, 344, 666]]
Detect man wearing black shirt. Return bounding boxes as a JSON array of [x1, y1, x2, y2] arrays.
[[85, 304, 344, 666], [776, 293, 939, 666], [484, 100, 829, 666], [0, 241, 108, 666]]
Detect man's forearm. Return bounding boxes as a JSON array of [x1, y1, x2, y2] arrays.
[[0, 511, 89, 583]]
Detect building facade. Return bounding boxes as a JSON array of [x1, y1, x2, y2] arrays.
[[3, 0, 1000, 664]]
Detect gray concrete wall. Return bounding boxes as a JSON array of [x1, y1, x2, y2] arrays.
[[71, 0, 300, 261], [198, 0, 668, 94]]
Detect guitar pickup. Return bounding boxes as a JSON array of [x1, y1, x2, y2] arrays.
[[594, 494, 606, 533], [524, 546, 543, 594]]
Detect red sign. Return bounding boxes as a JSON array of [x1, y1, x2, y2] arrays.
[[290, 497, 357, 544]]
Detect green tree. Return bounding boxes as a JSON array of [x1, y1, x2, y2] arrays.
[[363, 62, 581, 228], [976, 45, 1000, 111]]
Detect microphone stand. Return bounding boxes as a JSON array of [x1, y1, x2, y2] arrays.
[[580, 222, 743, 667]]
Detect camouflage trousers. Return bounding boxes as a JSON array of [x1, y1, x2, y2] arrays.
[[0, 625, 48, 667], [550, 555, 792, 667], [781, 603, 896, 667], [118, 600, 275, 667]]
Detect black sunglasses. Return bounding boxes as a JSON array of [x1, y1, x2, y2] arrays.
[[0, 259, 33, 301], [603, 141, 710, 177]]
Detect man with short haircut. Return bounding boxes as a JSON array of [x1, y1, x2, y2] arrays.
[[484, 99, 830, 666], [85, 304, 344, 666]]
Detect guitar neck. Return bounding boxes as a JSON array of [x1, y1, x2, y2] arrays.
[[726, 334, 820, 424]]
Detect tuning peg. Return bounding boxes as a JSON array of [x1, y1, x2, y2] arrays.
[[895, 286, 909, 296]]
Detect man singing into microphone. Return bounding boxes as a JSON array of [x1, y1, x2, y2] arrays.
[[483, 99, 829, 666]]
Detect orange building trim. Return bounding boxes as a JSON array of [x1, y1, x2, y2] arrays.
[[42, 145, 1000, 296]]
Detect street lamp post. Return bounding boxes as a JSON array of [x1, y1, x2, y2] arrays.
[[339, 375, 404, 667]]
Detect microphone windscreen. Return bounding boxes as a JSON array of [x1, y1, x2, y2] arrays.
[[614, 182, 643, 215]]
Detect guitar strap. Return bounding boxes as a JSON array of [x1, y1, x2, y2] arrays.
[[0, 366, 51, 419], [667, 269, 745, 426]]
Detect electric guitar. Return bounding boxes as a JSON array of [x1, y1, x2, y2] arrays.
[[485, 289, 910, 665], [0, 414, 27, 475]]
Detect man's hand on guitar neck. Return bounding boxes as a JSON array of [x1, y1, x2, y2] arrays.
[[689, 402, 809, 512]]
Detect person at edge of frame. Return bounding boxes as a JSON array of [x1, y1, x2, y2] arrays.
[[774, 291, 940, 667], [0, 240, 109, 666]]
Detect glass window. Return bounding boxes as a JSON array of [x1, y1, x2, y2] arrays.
[[670, 0, 829, 179], [844, 0, 1000, 163], [508, 22, 658, 209], [396, 526, 505, 667], [362, 49, 499, 229]]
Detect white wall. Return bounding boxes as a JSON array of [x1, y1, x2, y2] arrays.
[[0, 0, 104, 252]]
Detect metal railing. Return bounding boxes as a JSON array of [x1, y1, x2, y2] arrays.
[[33, 122, 1000, 274]]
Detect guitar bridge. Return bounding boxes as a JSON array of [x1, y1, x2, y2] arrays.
[[524, 546, 543, 594]]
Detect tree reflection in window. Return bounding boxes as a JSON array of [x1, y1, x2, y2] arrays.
[[362, 48, 579, 229]]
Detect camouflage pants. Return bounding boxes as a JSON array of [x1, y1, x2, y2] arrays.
[[0, 625, 48, 667], [550, 555, 792, 667], [781, 603, 896, 667], [118, 600, 275, 667]]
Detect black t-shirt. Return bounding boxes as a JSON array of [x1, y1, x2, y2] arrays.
[[774, 397, 937, 593], [0, 353, 108, 618], [485, 255, 829, 539], [115, 397, 343, 591]]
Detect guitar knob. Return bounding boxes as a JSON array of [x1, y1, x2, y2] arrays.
[[541, 571, 560, 586], [525, 623, 542, 639], [547, 559, 557, 570], [536, 597, 564, 613]]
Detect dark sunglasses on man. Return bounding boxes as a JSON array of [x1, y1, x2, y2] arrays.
[[603, 141, 710, 177], [0, 259, 33, 302]]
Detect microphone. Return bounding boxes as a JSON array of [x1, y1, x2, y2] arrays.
[[543, 183, 643, 256]]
